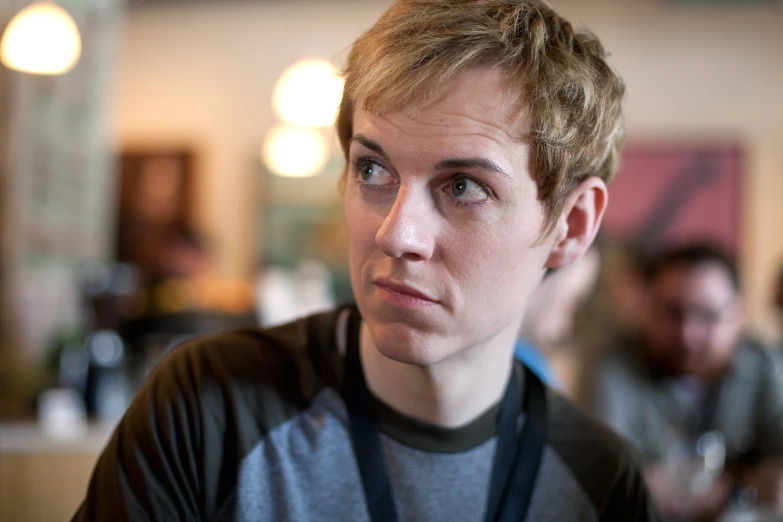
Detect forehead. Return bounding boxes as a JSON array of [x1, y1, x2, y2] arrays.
[[352, 67, 529, 152], [652, 263, 737, 303]]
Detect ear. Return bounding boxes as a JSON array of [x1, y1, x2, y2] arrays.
[[545, 177, 608, 270]]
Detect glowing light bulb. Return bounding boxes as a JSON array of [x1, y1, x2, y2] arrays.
[[1, 2, 81, 75], [272, 59, 344, 127], [263, 124, 328, 178]]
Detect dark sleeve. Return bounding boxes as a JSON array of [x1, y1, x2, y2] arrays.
[[71, 341, 211, 522], [71, 317, 337, 522], [598, 447, 659, 522], [547, 392, 660, 522]]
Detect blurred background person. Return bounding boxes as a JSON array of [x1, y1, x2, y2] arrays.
[[587, 243, 783, 520], [132, 225, 251, 317], [143, 225, 211, 314], [515, 245, 601, 391], [515, 237, 649, 402], [122, 225, 255, 373]]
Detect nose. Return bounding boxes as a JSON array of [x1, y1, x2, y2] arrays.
[[375, 188, 435, 261], [679, 319, 708, 354]]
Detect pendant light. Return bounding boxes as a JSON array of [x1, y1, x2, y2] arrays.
[[1, 1, 81, 75], [272, 59, 344, 127], [262, 124, 329, 178]]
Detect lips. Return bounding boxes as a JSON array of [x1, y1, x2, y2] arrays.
[[372, 277, 437, 304]]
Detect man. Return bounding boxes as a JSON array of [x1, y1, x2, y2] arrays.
[[589, 244, 783, 519], [74, 1, 656, 520]]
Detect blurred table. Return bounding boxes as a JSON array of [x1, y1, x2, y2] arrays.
[[0, 422, 114, 522]]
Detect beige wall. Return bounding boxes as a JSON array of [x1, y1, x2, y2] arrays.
[[555, 0, 783, 338], [111, 0, 392, 282], [111, 0, 783, 337]]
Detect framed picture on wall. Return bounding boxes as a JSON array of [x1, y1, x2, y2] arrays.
[[115, 148, 198, 281], [602, 143, 742, 256]]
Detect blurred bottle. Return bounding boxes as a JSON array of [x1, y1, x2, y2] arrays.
[[84, 330, 130, 421], [38, 388, 87, 439]]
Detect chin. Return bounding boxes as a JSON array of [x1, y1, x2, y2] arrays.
[[368, 321, 458, 367], [376, 343, 444, 367]]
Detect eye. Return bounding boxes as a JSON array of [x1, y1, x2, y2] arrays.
[[355, 158, 395, 186], [447, 176, 489, 203]]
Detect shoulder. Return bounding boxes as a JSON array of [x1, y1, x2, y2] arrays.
[[547, 391, 657, 520], [79, 310, 347, 521], [732, 335, 783, 401], [141, 309, 345, 432], [548, 391, 640, 481], [734, 336, 781, 369], [730, 336, 783, 392]]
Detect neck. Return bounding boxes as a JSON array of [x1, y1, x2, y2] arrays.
[[359, 322, 517, 428]]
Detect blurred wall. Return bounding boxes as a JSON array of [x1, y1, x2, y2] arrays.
[[556, 0, 783, 339], [2, 0, 123, 359], [111, 0, 783, 338], [111, 0, 390, 282]]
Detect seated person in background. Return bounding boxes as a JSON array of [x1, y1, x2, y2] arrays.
[[124, 226, 255, 376], [73, 1, 656, 520], [588, 243, 783, 519], [515, 246, 601, 391], [142, 226, 253, 316]]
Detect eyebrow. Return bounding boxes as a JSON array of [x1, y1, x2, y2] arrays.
[[351, 134, 390, 161], [351, 133, 511, 180], [433, 158, 511, 180]]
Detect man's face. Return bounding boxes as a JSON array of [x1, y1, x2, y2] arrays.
[[643, 263, 743, 378], [343, 67, 556, 366]]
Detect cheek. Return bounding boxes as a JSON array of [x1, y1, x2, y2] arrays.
[[712, 322, 739, 350], [443, 221, 546, 310], [344, 191, 387, 295], [344, 192, 378, 252]]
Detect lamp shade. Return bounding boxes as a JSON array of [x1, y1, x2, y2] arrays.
[[272, 59, 344, 127], [262, 124, 328, 178], [1, 2, 81, 75]]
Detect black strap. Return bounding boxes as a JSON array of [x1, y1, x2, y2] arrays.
[[341, 309, 548, 522], [343, 310, 399, 522], [492, 364, 548, 522]]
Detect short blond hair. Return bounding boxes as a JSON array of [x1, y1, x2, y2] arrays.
[[337, 0, 625, 235]]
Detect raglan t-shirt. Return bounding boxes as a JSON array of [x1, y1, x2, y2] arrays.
[[72, 307, 658, 521]]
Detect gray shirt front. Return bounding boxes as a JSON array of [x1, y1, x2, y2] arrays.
[[73, 308, 657, 521], [216, 387, 599, 521]]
